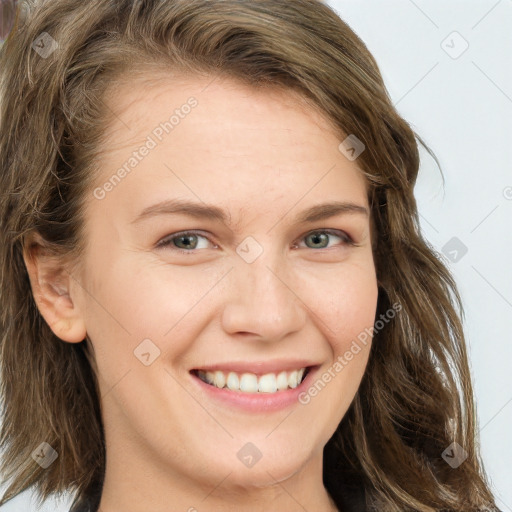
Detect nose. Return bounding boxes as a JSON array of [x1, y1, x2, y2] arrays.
[[221, 257, 307, 342]]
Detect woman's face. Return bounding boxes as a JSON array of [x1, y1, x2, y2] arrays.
[[76, 74, 378, 494]]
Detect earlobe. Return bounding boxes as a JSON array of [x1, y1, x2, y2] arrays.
[[22, 233, 87, 344]]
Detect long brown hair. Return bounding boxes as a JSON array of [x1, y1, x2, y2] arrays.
[[0, 1, 499, 510]]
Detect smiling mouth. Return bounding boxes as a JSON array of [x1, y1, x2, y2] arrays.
[[191, 367, 311, 393]]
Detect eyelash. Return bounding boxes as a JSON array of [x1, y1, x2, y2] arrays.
[[155, 229, 357, 253]]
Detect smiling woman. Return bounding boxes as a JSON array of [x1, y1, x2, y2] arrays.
[[0, 1, 501, 512]]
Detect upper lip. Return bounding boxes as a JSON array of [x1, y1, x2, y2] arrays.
[[191, 359, 319, 376]]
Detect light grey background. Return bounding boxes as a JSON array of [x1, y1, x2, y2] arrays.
[[1, 0, 511, 510]]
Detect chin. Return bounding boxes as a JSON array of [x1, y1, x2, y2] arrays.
[[203, 438, 317, 489]]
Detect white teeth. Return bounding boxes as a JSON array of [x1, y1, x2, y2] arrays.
[[196, 368, 308, 393], [226, 372, 239, 390], [288, 370, 298, 389], [276, 371, 288, 391], [239, 373, 259, 393], [258, 373, 278, 393], [213, 371, 226, 388]]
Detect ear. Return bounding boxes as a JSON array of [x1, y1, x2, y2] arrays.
[[22, 232, 87, 343]]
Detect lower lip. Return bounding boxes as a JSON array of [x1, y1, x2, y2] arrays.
[[190, 366, 319, 413]]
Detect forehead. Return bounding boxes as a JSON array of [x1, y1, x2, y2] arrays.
[[98, 71, 344, 152], [87, 72, 368, 228]]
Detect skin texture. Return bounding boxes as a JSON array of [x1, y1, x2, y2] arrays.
[[24, 75, 379, 512]]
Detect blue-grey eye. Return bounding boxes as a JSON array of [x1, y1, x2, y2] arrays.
[[305, 232, 330, 249], [157, 232, 212, 251], [173, 234, 199, 250], [303, 230, 351, 249]]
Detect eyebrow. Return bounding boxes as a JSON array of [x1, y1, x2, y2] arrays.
[[130, 198, 369, 226]]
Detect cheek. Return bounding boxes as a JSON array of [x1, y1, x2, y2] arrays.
[[81, 253, 227, 370], [292, 264, 378, 441], [306, 262, 379, 355]]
